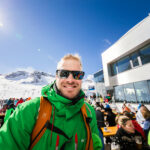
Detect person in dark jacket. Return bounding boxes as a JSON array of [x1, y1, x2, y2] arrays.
[[95, 102, 105, 150], [95, 102, 105, 128], [105, 107, 116, 126], [123, 111, 146, 140], [113, 115, 148, 150]]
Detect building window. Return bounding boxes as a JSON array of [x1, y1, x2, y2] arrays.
[[123, 83, 136, 103], [147, 80, 150, 93], [134, 81, 150, 103], [130, 52, 139, 67], [139, 44, 150, 65], [111, 63, 117, 76], [114, 85, 125, 102], [94, 70, 104, 82], [117, 56, 131, 73]]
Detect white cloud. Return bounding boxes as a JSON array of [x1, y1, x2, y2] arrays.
[[87, 74, 94, 80], [16, 67, 35, 73], [104, 39, 111, 45], [37, 48, 41, 52]]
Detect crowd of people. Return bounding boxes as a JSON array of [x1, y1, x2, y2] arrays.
[[90, 98, 150, 149], [0, 97, 31, 113], [0, 53, 149, 150], [0, 97, 31, 126]]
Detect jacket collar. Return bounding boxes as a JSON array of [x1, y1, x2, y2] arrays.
[[41, 82, 85, 120]]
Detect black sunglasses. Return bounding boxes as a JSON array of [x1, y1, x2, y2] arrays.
[[56, 70, 85, 80]]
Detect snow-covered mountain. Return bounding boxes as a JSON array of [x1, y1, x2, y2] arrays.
[[5, 71, 55, 85], [0, 70, 94, 99]]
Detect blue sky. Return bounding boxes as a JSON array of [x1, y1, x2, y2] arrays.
[[0, 0, 150, 77]]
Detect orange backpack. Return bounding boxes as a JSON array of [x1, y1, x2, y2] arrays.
[[29, 96, 93, 150]]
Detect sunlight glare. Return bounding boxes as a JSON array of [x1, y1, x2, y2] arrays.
[[0, 22, 3, 27]]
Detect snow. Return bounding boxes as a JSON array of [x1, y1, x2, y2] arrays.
[[0, 70, 94, 99]]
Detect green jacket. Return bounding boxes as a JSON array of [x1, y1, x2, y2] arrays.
[[4, 108, 15, 123], [148, 131, 150, 146], [0, 83, 100, 150]]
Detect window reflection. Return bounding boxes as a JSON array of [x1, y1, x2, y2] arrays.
[[94, 70, 104, 82], [147, 80, 150, 92], [123, 83, 136, 103], [114, 80, 150, 103], [139, 44, 150, 65], [109, 44, 150, 76], [114, 85, 125, 102], [134, 81, 150, 103], [111, 63, 117, 76], [117, 56, 131, 73], [130, 52, 139, 67]]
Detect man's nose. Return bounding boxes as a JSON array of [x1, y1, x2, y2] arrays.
[[67, 73, 74, 81]]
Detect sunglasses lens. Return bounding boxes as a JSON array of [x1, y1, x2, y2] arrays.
[[73, 71, 84, 80], [56, 70, 84, 80], [58, 70, 69, 78]]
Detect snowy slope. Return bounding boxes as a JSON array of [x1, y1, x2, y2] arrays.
[[0, 71, 94, 99], [0, 70, 55, 99]]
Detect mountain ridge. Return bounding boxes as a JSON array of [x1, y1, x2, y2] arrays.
[[0, 70, 94, 99]]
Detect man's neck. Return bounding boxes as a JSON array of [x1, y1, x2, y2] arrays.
[[53, 83, 84, 105]]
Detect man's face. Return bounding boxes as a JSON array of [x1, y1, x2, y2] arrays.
[[56, 59, 82, 99]]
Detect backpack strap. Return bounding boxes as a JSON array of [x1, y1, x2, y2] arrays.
[[29, 97, 94, 150], [81, 103, 93, 150], [29, 96, 52, 150]]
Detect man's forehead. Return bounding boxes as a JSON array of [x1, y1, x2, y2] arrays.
[[59, 59, 81, 70]]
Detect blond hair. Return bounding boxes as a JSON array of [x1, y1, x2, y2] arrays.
[[141, 106, 150, 119], [57, 54, 83, 70], [117, 116, 130, 126], [115, 114, 123, 124]]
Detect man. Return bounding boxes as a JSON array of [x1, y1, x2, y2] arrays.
[[0, 54, 102, 150]]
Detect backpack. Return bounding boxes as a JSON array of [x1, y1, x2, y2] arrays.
[[29, 96, 94, 150]]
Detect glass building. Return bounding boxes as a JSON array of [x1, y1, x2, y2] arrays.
[[102, 15, 150, 104], [94, 70, 104, 82], [93, 70, 106, 97]]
